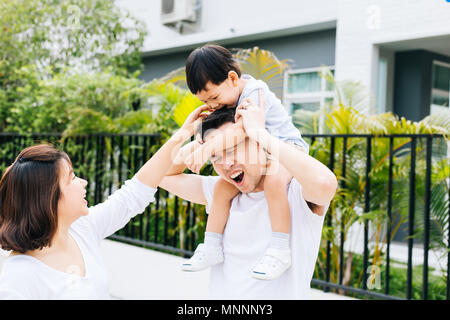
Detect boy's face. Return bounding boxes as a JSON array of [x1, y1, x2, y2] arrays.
[[195, 72, 241, 110]]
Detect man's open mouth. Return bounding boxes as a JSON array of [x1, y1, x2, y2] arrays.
[[230, 170, 244, 184]]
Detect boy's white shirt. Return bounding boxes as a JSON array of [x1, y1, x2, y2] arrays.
[[237, 74, 309, 153]]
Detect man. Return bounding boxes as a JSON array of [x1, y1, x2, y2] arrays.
[[159, 90, 337, 299]]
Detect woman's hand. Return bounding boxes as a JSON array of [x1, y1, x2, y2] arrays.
[[181, 105, 213, 134], [174, 105, 213, 143]]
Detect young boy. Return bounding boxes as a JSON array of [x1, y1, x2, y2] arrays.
[[180, 44, 309, 280]]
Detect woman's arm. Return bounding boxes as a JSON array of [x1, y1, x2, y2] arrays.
[[79, 105, 211, 242], [135, 105, 211, 187]]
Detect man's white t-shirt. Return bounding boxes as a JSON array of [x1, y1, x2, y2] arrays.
[[0, 177, 157, 300], [201, 175, 327, 300]]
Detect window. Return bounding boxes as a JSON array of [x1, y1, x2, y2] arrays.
[[431, 61, 450, 114], [376, 56, 388, 114], [283, 67, 335, 115], [430, 61, 450, 163]]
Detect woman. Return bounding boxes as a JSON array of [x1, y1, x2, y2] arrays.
[[0, 105, 210, 299]]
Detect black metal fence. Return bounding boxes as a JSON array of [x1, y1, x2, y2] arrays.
[[0, 132, 448, 300]]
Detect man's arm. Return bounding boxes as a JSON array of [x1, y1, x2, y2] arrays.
[[159, 174, 207, 206], [259, 132, 337, 213]]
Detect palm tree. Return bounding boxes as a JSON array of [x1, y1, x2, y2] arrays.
[[232, 46, 290, 99], [299, 68, 449, 297], [160, 46, 292, 126]]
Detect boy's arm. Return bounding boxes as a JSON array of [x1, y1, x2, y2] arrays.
[[244, 87, 309, 154], [236, 90, 337, 215]]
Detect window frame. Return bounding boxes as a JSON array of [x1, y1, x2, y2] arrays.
[[430, 60, 450, 115], [283, 66, 335, 115]]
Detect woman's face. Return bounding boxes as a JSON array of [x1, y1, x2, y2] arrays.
[[57, 159, 88, 224]]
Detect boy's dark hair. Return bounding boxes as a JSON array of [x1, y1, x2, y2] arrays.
[[185, 44, 241, 94], [0, 144, 71, 253], [197, 107, 236, 141]]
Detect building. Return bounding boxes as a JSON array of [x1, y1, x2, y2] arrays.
[[117, 0, 450, 120]]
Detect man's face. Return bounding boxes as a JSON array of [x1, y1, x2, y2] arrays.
[[195, 76, 240, 110], [204, 122, 268, 193]]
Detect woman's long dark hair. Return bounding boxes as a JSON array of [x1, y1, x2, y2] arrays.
[[0, 144, 71, 253]]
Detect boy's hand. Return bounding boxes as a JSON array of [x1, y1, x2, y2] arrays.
[[235, 89, 266, 142]]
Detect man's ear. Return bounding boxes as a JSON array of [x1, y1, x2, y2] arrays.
[[228, 71, 239, 87]]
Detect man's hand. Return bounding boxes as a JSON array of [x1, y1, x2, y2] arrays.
[[184, 142, 210, 174], [173, 140, 202, 166], [184, 122, 247, 174]]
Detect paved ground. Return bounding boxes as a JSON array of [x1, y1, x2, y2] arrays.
[[100, 240, 355, 300], [0, 240, 354, 300]]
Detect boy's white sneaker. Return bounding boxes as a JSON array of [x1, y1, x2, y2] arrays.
[[181, 243, 224, 272], [251, 247, 292, 280]]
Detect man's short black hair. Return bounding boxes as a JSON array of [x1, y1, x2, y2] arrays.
[[197, 107, 236, 141], [185, 44, 242, 94]]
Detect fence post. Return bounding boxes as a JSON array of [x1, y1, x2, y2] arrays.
[[339, 136, 347, 286], [406, 137, 417, 300], [363, 136, 372, 290], [385, 136, 394, 295], [325, 136, 335, 292], [422, 136, 433, 300]]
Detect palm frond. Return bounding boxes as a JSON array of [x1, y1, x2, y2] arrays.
[[172, 93, 203, 127], [159, 66, 187, 90], [420, 110, 450, 137], [233, 46, 291, 99], [292, 109, 320, 134]]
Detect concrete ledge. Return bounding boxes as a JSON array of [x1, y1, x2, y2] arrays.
[[100, 239, 210, 300], [1, 240, 355, 300]]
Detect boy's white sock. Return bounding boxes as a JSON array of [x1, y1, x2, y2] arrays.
[[269, 232, 290, 250], [204, 232, 223, 247]]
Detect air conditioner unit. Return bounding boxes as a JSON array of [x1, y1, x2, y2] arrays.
[[161, 0, 197, 26]]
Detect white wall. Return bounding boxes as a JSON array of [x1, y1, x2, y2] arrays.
[[335, 0, 450, 103], [118, 0, 450, 112], [116, 0, 338, 55]]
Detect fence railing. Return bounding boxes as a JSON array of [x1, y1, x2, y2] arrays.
[[0, 132, 448, 300]]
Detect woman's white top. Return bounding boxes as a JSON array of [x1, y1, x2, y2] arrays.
[[0, 176, 157, 300]]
